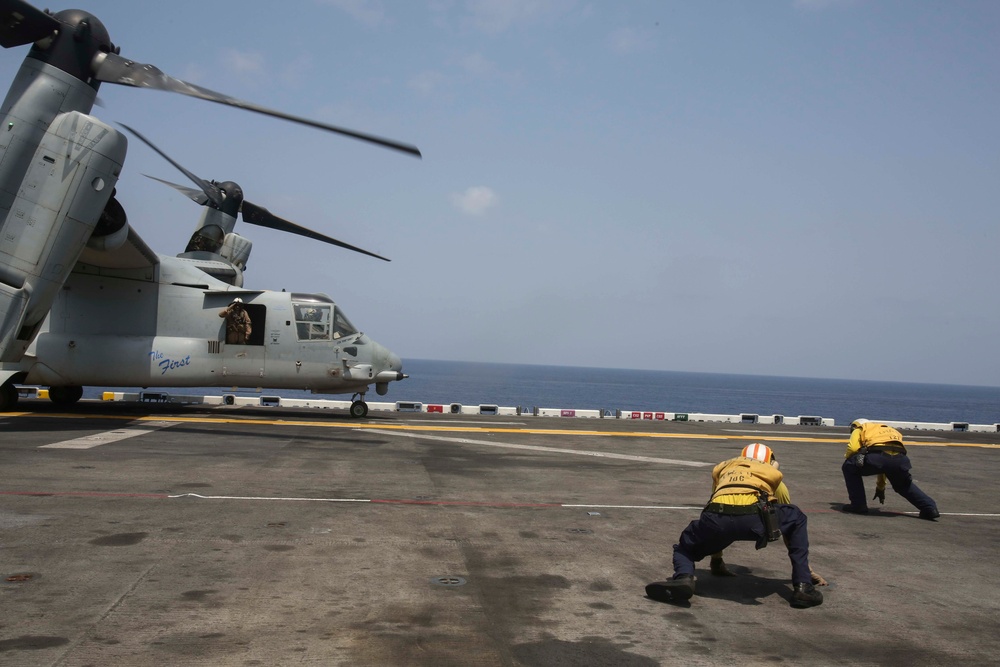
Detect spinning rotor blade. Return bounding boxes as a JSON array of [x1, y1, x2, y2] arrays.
[[0, 0, 59, 48], [119, 123, 223, 208], [142, 175, 211, 206], [126, 125, 391, 261], [95, 52, 421, 158], [4, 3, 421, 158], [241, 201, 390, 262]]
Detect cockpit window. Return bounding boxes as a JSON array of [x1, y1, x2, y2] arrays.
[[294, 303, 357, 341], [333, 309, 357, 339], [294, 303, 331, 340]]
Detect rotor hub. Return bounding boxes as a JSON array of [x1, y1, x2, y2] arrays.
[[215, 181, 244, 217], [27, 10, 116, 89]]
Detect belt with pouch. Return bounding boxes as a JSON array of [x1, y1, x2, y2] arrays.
[[867, 444, 906, 456], [704, 502, 760, 516]]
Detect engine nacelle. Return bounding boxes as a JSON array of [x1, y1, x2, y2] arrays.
[[0, 111, 125, 362], [220, 233, 252, 270]]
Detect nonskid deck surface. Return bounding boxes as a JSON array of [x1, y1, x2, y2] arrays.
[[2, 401, 998, 666]]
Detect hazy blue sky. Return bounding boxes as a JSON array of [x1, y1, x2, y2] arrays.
[[3, 1, 998, 386]]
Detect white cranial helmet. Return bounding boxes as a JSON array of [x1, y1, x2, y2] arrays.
[[741, 442, 774, 463]]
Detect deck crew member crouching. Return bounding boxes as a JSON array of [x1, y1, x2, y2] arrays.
[[841, 419, 940, 520], [646, 443, 823, 609], [709, 478, 827, 586]]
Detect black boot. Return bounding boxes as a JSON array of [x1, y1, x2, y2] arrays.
[[919, 508, 941, 521], [646, 574, 695, 602], [791, 582, 823, 608]]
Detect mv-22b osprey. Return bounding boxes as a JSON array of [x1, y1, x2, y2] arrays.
[[0, 1, 420, 416]]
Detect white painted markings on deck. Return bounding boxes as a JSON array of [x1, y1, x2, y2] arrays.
[[363, 428, 712, 467], [159, 494, 1000, 517], [39, 421, 179, 449]]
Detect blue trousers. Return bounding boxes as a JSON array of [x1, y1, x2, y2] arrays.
[[842, 452, 937, 513], [671, 504, 812, 584]]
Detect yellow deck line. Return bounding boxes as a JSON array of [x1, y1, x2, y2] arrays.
[[9, 411, 1000, 449]]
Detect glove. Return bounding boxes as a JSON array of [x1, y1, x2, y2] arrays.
[[810, 568, 828, 587], [852, 453, 866, 468], [873, 488, 885, 504]]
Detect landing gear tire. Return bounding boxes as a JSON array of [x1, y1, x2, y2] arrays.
[[349, 400, 369, 419], [49, 385, 83, 406], [0, 382, 18, 412]]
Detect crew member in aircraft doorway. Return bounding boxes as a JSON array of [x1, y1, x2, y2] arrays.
[[220, 298, 252, 344]]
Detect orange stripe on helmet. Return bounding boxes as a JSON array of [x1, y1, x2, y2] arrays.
[[741, 442, 773, 463]]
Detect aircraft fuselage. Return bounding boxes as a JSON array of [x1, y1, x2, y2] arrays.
[[22, 255, 404, 396]]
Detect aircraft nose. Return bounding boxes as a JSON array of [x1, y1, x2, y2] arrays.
[[388, 350, 402, 372], [372, 343, 406, 395], [370, 341, 405, 380]]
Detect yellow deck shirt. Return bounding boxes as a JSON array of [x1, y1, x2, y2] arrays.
[[709, 457, 784, 506], [845, 422, 905, 492]]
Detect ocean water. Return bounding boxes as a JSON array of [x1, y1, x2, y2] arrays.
[[390, 360, 1000, 426], [87, 359, 1000, 426]]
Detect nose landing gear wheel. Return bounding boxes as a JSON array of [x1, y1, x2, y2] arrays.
[[49, 385, 83, 406], [0, 382, 18, 412], [350, 400, 369, 418]]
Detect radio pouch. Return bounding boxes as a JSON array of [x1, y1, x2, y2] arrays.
[[755, 493, 782, 550], [853, 446, 869, 468]]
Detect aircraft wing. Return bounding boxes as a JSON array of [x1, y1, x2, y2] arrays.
[[77, 227, 160, 271]]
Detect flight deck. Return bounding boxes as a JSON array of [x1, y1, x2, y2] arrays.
[[2, 400, 998, 666]]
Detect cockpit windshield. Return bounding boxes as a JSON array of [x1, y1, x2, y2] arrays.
[[293, 299, 357, 341], [333, 308, 357, 339]]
